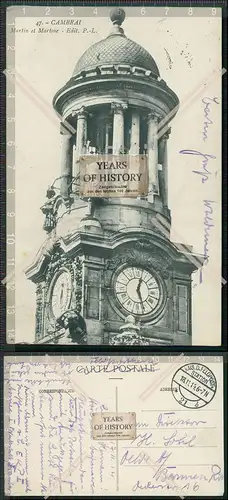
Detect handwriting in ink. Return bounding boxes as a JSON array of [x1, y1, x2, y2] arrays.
[[203, 199, 216, 260], [130, 432, 153, 447], [90, 356, 160, 366], [156, 412, 207, 428], [120, 450, 150, 466], [199, 199, 217, 283], [132, 449, 223, 492], [179, 149, 216, 183], [202, 97, 219, 142], [7, 369, 116, 496], [163, 430, 196, 447]]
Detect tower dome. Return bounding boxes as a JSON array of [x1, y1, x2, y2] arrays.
[[72, 8, 160, 78]]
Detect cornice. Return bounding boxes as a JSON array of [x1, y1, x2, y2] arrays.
[[25, 227, 202, 283], [53, 73, 179, 118]]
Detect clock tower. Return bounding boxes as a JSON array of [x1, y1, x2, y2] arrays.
[[25, 9, 202, 345]]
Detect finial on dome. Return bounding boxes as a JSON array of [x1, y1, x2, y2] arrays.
[[109, 8, 126, 36], [110, 8, 126, 26]]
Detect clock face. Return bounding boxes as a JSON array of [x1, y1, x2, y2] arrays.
[[115, 266, 161, 316], [51, 271, 72, 319]]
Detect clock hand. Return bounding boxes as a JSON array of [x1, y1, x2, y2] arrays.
[[136, 287, 145, 313], [136, 277, 142, 292], [139, 297, 145, 313], [59, 284, 64, 306], [137, 289, 142, 301]]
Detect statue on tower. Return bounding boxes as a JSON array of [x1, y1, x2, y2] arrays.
[[56, 307, 87, 344]]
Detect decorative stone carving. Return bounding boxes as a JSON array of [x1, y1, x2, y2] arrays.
[[56, 309, 87, 344], [120, 315, 140, 333], [35, 283, 45, 340], [147, 111, 160, 123], [163, 127, 172, 140], [74, 258, 83, 311], [105, 249, 137, 271], [111, 102, 128, 113], [41, 250, 84, 343], [45, 246, 81, 284], [109, 315, 151, 345], [104, 243, 172, 284], [44, 247, 83, 322], [72, 106, 88, 119]]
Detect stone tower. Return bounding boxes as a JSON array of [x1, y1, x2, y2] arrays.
[[26, 9, 202, 345]]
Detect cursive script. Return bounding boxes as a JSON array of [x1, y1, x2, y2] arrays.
[[132, 450, 224, 493], [163, 430, 196, 447], [202, 97, 219, 142], [90, 356, 160, 366], [5, 360, 116, 496], [179, 149, 216, 183], [199, 199, 217, 283], [156, 411, 207, 428]]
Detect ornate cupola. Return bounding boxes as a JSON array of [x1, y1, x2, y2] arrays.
[[25, 9, 202, 345], [52, 8, 178, 213]]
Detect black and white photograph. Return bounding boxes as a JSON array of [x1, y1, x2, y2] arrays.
[[7, 5, 222, 345], [4, 354, 224, 496]]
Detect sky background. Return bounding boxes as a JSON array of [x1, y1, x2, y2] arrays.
[[13, 9, 222, 344]]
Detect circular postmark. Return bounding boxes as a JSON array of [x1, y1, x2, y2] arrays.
[[171, 363, 217, 409]]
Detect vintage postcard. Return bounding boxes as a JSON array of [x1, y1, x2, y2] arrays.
[[4, 354, 224, 496], [6, 5, 223, 345]]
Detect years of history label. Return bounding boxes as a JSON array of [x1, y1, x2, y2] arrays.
[[79, 155, 148, 197], [92, 412, 136, 440]]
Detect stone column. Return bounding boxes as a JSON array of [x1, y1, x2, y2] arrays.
[[60, 127, 73, 198], [147, 112, 160, 202], [158, 128, 171, 207], [130, 110, 140, 154], [72, 107, 88, 184], [111, 102, 127, 155]]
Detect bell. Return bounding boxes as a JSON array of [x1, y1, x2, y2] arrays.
[[46, 186, 56, 199], [43, 214, 55, 233]]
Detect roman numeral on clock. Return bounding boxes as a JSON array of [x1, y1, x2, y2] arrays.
[[115, 267, 161, 315]]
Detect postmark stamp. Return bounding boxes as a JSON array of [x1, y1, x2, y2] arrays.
[[171, 363, 217, 409], [92, 411, 136, 440]]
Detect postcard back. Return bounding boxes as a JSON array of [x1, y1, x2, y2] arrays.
[[4, 355, 224, 496]]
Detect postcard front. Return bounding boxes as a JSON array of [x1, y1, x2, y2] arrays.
[[4, 354, 224, 496], [6, 6, 222, 345]]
